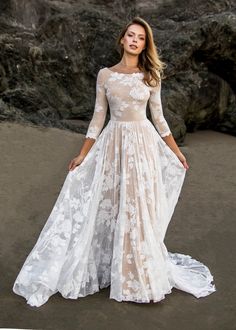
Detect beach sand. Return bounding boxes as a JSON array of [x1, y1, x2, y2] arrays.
[[0, 121, 235, 330]]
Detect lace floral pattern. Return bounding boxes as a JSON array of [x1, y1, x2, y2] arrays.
[[85, 68, 171, 139], [13, 68, 216, 307]]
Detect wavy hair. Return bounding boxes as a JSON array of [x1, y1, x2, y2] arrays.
[[115, 16, 167, 87]]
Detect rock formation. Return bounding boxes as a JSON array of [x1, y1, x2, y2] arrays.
[[0, 0, 235, 143]]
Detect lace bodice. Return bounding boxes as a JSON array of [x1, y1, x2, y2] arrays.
[[85, 67, 172, 140]]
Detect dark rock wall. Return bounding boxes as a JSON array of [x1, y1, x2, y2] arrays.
[[0, 0, 235, 142]]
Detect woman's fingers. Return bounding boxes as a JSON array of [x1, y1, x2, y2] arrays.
[[68, 160, 73, 171], [68, 159, 76, 171], [69, 157, 82, 171], [71, 161, 77, 170], [177, 152, 190, 170], [183, 160, 189, 170]]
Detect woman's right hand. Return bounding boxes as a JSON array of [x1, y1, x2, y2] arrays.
[[68, 154, 85, 171]]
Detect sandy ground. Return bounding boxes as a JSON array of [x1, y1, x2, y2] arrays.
[[0, 121, 235, 330]]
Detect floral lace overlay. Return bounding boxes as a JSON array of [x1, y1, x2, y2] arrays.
[[86, 68, 171, 139], [13, 68, 216, 307]]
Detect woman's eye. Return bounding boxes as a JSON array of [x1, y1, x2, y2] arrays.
[[128, 34, 144, 40]]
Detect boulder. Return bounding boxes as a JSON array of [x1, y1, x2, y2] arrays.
[[0, 0, 235, 142]]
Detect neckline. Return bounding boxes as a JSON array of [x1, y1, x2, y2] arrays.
[[105, 67, 143, 75]]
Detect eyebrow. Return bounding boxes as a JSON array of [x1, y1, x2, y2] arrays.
[[128, 30, 145, 36]]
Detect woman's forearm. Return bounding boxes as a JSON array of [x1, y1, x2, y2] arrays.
[[162, 133, 189, 169], [162, 133, 182, 155], [78, 137, 96, 158]]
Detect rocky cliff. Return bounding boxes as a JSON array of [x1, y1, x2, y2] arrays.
[[0, 0, 235, 142]]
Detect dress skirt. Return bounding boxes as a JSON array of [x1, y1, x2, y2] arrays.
[[13, 119, 216, 307]]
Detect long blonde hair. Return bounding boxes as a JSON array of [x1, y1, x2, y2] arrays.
[[116, 16, 167, 87]]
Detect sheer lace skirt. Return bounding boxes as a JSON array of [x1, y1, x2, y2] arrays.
[[13, 119, 216, 307]]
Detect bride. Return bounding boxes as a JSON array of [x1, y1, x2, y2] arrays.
[[13, 16, 216, 307]]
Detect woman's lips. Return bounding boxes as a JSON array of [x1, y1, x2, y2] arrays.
[[129, 45, 138, 49]]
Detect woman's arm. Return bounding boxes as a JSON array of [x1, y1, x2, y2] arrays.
[[79, 137, 96, 157], [69, 69, 108, 171], [162, 134, 189, 169], [148, 78, 189, 170], [68, 137, 95, 171]]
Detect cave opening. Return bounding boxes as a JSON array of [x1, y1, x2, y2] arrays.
[[193, 49, 236, 94]]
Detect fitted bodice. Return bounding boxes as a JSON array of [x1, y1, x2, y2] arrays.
[[103, 68, 149, 121], [85, 67, 172, 140]]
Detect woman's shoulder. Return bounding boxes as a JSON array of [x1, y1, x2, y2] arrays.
[[97, 67, 110, 76], [95, 67, 111, 85]]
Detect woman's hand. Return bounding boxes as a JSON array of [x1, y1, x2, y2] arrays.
[[68, 154, 85, 171], [161, 134, 189, 170], [176, 151, 189, 170]]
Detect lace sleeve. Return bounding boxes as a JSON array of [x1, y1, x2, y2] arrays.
[[148, 79, 172, 137], [85, 69, 108, 140]]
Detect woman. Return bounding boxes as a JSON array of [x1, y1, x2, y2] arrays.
[[13, 16, 216, 307]]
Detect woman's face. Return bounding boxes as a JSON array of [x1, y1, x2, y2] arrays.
[[121, 24, 146, 55]]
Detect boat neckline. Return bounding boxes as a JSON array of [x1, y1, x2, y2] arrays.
[[105, 67, 144, 75]]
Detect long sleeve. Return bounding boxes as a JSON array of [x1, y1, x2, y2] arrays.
[[85, 69, 108, 140], [148, 79, 172, 137]]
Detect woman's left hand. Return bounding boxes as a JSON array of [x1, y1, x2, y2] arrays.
[[176, 151, 189, 170]]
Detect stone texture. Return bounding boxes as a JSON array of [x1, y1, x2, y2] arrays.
[[0, 0, 235, 142]]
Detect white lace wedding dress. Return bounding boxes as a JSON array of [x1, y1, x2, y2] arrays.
[[12, 67, 216, 307]]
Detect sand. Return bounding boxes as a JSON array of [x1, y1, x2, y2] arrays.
[[0, 121, 235, 330]]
